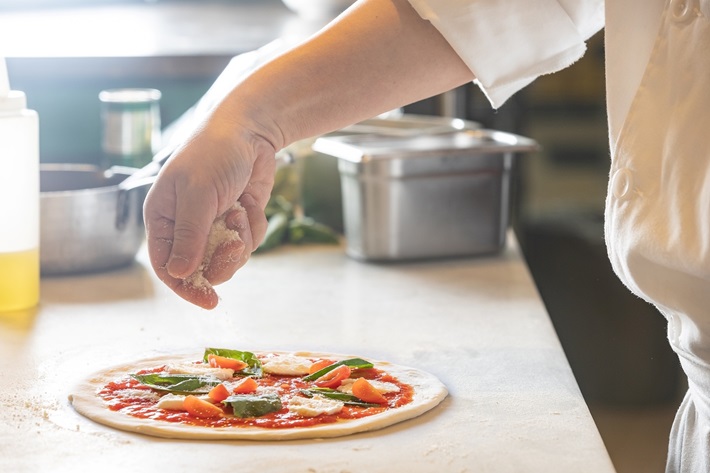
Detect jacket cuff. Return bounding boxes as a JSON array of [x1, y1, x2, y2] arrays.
[[407, 0, 604, 108]]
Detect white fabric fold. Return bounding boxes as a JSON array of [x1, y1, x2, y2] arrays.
[[407, 0, 604, 108]]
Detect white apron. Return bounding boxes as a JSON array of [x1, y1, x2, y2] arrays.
[[604, 0, 710, 470]]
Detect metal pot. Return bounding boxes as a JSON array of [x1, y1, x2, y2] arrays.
[[39, 164, 149, 275]]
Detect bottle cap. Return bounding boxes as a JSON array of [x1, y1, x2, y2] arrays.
[[0, 57, 26, 112]]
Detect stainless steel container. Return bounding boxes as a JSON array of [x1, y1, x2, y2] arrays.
[[313, 129, 538, 261], [40, 164, 148, 275], [300, 114, 480, 232]]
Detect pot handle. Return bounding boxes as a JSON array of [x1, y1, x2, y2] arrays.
[[115, 146, 174, 230]]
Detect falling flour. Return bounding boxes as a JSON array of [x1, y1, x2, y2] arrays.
[[183, 202, 244, 292]]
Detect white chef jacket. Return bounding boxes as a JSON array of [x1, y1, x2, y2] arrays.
[[405, 0, 710, 471]]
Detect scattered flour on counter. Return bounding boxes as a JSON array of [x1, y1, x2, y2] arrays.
[[183, 202, 244, 291]]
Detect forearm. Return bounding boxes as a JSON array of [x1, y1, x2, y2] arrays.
[[144, 0, 475, 308], [219, 0, 474, 150]]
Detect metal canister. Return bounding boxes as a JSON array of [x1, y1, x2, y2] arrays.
[[99, 88, 161, 168], [313, 128, 539, 262]]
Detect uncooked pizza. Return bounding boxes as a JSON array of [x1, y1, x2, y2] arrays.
[[69, 348, 448, 440]]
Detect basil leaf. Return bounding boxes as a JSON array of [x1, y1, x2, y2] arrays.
[[302, 358, 374, 381], [223, 394, 282, 418], [203, 348, 263, 377], [304, 387, 354, 402], [131, 374, 221, 394], [301, 388, 381, 408]]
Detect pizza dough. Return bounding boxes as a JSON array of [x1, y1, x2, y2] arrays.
[[68, 351, 448, 440]]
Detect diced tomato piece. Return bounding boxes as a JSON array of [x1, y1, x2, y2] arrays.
[[208, 383, 231, 403], [309, 359, 335, 374], [314, 365, 351, 389], [208, 354, 248, 371], [232, 377, 258, 394], [183, 395, 224, 418], [351, 378, 388, 405]]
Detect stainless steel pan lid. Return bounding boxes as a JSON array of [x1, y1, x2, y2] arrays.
[[313, 129, 539, 164], [339, 114, 480, 137], [314, 129, 539, 178]]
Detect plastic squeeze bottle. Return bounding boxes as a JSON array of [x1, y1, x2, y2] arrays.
[[0, 57, 39, 312]]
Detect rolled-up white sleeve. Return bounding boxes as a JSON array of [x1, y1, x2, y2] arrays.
[[407, 0, 604, 108]]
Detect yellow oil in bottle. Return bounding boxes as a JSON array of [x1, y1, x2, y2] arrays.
[[0, 248, 39, 312]]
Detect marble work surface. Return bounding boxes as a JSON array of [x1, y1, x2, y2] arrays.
[[0, 234, 616, 472]]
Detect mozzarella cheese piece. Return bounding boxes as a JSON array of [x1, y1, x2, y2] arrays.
[[287, 395, 344, 417], [155, 393, 187, 411], [165, 362, 234, 380], [155, 393, 212, 410], [337, 378, 400, 395], [261, 354, 312, 376]]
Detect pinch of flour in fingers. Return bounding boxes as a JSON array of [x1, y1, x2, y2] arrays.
[[182, 202, 246, 294]]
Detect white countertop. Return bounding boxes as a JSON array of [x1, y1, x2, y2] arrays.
[[0, 234, 615, 472]]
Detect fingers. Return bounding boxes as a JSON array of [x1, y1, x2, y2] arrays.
[[201, 197, 268, 285], [145, 229, 221, 310], [166, 191, 217, 280], [143, 164, 221, 309], [239, 193, 269, 248], [199, 154, 273, 287], [244, 153, 278, 248], [175, 284, 219, 310], [145, 214, 177, 276], [156, 264, 220, 310], [202, 207, 248, 285], [144, 128, 277, 309]]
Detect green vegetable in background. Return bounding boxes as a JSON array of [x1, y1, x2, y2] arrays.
[[270, 162, 300, 205], [223, 394, 282, 418], [256, 160, 342, 253], [264, 194, 294, 220], [256, 212, 290, 253], [288, 217, 340, 245]]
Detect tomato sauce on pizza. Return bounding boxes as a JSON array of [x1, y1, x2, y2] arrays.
[[96, 349, 415, 429]]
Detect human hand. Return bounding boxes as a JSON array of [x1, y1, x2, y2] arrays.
[[143, 119, 277, 309]]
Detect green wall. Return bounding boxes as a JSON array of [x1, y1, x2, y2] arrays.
[[12, 73, 215, 165]]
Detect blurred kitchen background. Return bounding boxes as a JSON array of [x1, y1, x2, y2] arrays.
[[0, 1, 685, 471]]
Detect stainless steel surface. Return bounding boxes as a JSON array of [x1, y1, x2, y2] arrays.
[[39, 164, 147, 275], [340, 114, 480, 137], [319, 128, 538, 162], [300, 114, 481, 232], [313, 129, 538, 261]]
